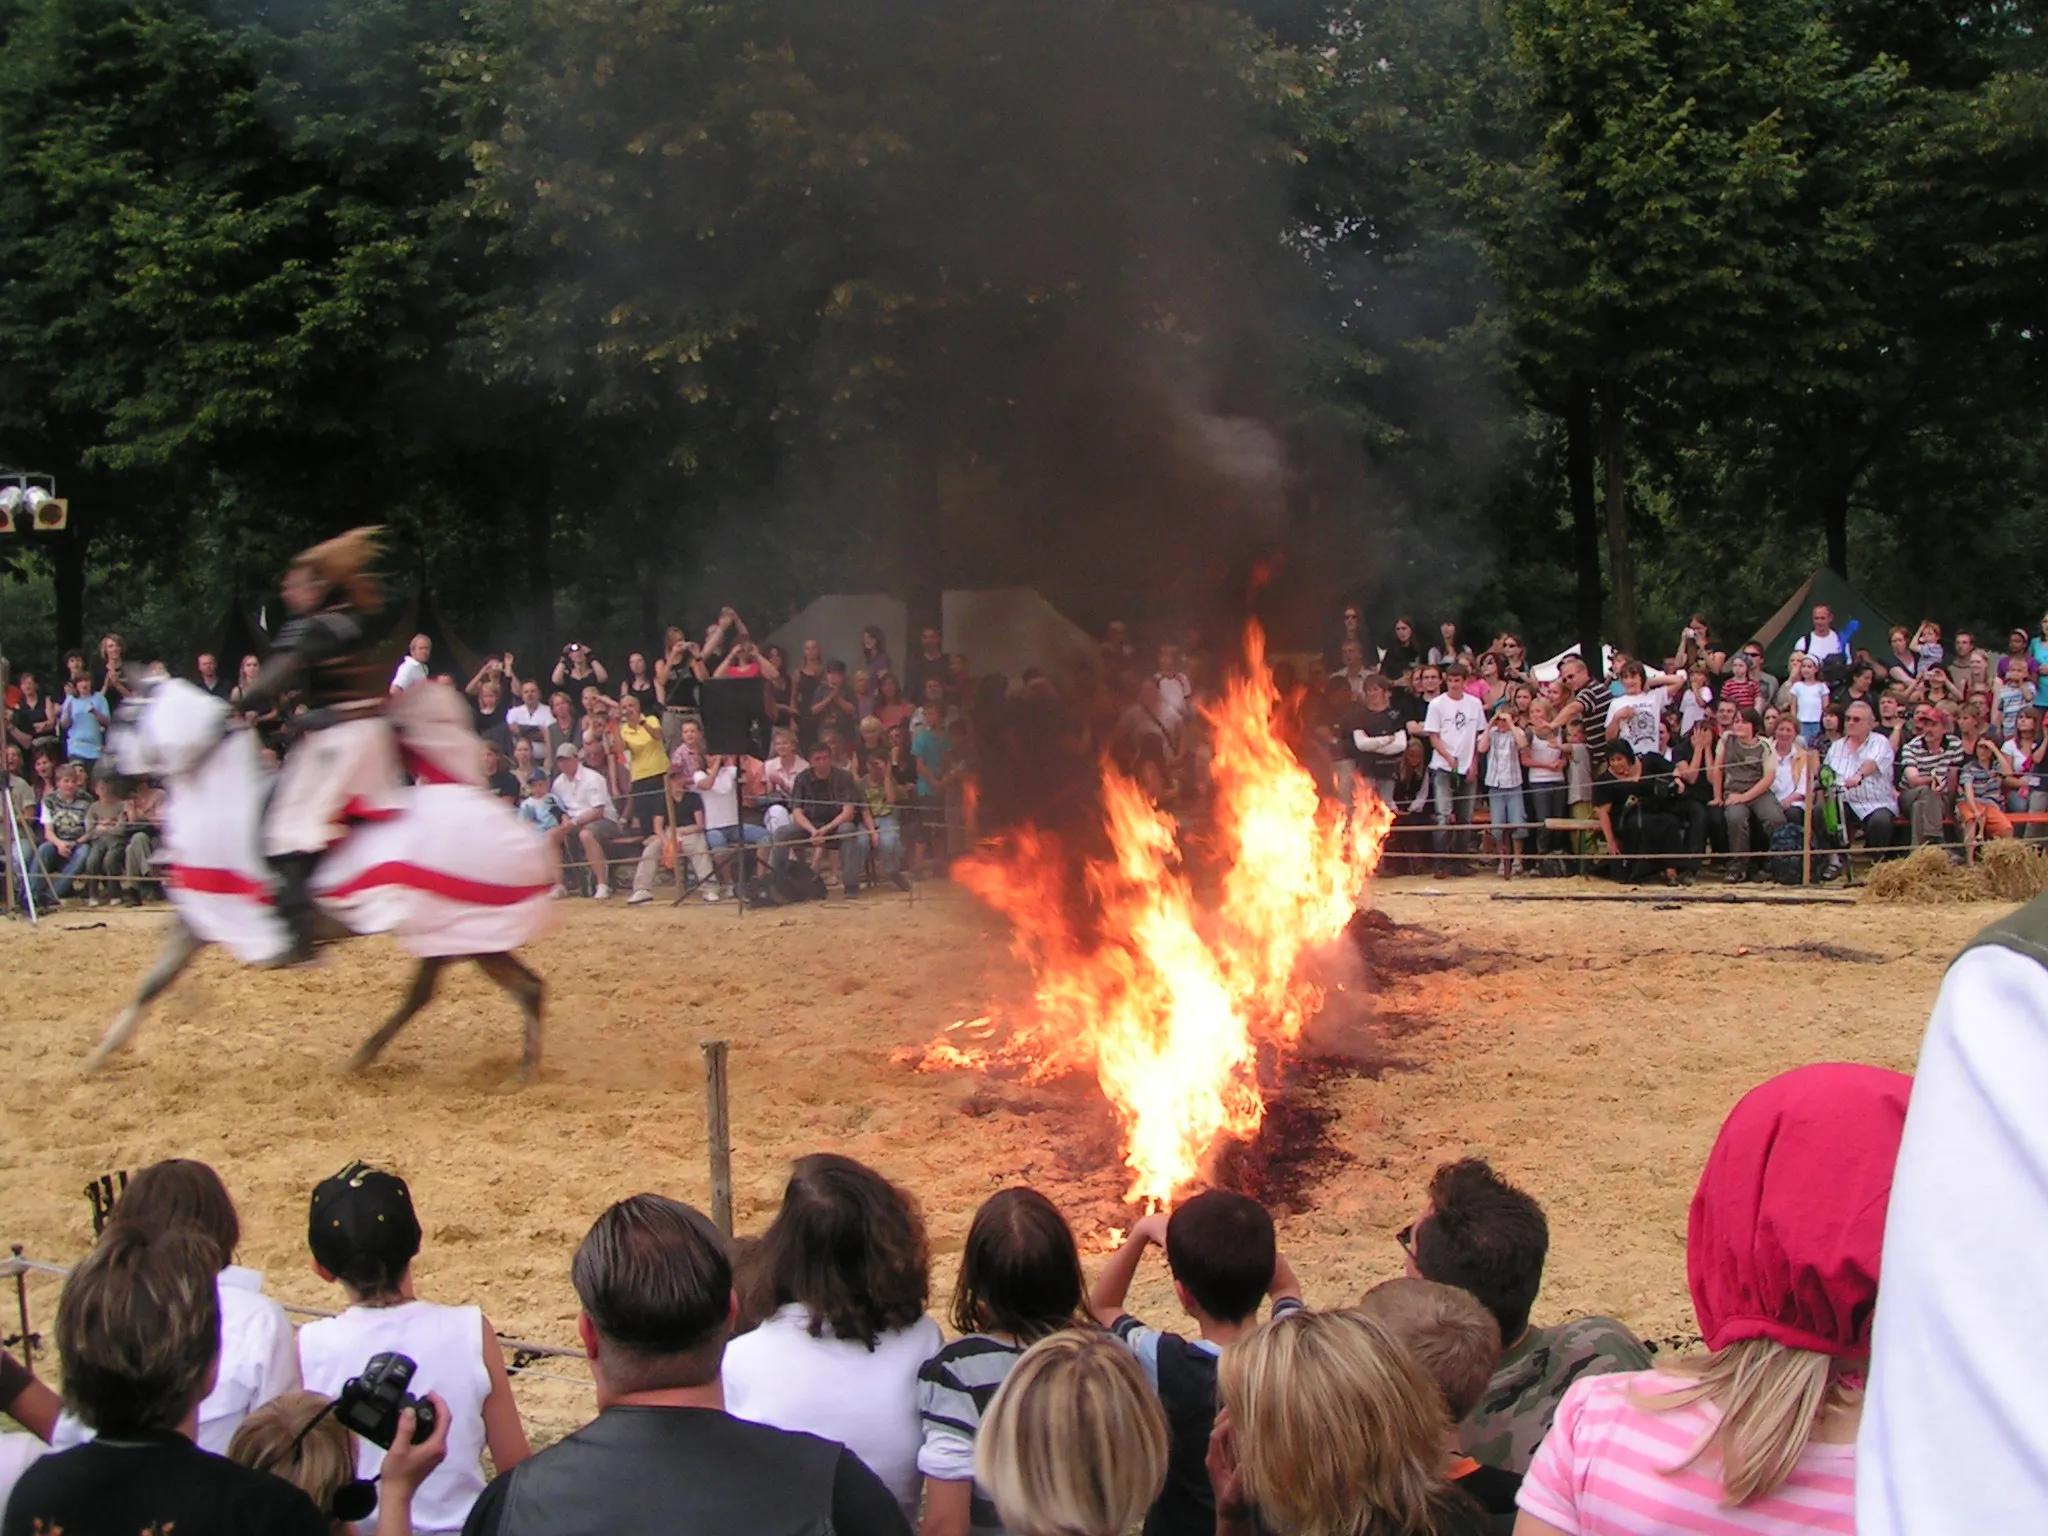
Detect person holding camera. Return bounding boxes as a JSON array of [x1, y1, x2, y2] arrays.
[[297, 1163, 528, 1536], [230, 1386, 450, 1536], [3, 1224, 329, 1536], [551, 642, 607, 695]]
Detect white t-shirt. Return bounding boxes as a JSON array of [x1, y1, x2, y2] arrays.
[[504, 702, 550, 736], [51, 1265, 299, 1456], [1861, 944, 2048, 1535], [1604, 692, 1664, 758], [1154, 672, 1192, 727], [1524, 732, 1566, 784], [1422, 692, 1483, 775], [722, 1303, 944, 1518], [551, 764, 615, 821], [1790, 678, 1830, 724], [391, 655, 429, 692], [696, 763, 740, 829], [1795, 629, 1847, 663], [298, 1300, 493, 1535]]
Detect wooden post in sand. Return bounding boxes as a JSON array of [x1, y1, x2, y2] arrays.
[[702, 1040, 733, 1236], [1801, 747, 1816, 886]]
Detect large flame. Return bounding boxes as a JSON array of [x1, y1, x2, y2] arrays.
[[906, 622, 1392, 1206]]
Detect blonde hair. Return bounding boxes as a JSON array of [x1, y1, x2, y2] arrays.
[[1637, 1337, 1855, 1505], [976, 1330, 1168, 1536], [1218, 1309, 1452, 1536], [1353, 1278, 1502, 1422], [226, 1391, 356, 1531], [291, 526, 384, 612]]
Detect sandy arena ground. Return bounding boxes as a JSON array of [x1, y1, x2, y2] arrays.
[[0, 876, 1998, 1444]]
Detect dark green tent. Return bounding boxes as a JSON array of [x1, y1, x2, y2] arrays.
[[1748, 568, 1900, 679]]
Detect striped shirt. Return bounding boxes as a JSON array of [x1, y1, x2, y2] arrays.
[[1825, 734, 1898, 817], [1575, 683, 1610, 760], [916, 1334, 1025, 1532], [1519, 1370, 1855, 1535], [1899, 734, 1960, 791]]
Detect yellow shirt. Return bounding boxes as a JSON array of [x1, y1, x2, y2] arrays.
[[619, 719, 667, 783]]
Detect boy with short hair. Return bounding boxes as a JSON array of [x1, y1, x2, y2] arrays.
[[1356, 1276, 1522, 1525], [296, 1162, 528, 1536], [1087, 1190, 1301, 1536], [30, 760, 94, 906]]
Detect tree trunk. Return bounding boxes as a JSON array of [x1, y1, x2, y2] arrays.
[[1563, 374, 1604, 672], [1598, 377, 1635, 655], [52, 523, 88, 672]]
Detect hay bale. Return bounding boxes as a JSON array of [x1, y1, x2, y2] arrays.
[[1862, 846, 1986, 904], [1860, 840, 2048, 904], [1981, 839, 2048, 903]]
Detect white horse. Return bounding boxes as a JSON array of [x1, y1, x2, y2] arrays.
[[88, 679, 560, 1078]]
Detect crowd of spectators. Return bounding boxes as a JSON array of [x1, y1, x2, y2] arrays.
[[7, 600, 2046, 907], [0, 1055, 1914, 1535]]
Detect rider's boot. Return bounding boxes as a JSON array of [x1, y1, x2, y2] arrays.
[[266, 851, 323, 968]]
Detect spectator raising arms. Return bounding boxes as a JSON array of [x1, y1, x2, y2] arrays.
[[464, 1194, 910, 1536], [918, 1188, 1089, 1536], [722, 1155, 943, 1520], [1517, 1064, 1908, 1535], [975, 1331, 1168, 1536]]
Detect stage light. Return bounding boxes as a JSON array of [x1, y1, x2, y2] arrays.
[[23, 488, 65, 529], [0, 486, 19, 535]]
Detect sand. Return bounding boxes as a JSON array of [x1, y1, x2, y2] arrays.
[[0, 875, 1999, 1443]]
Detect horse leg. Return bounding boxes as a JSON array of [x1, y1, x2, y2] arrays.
[[86, 918, 205, 1072], [474, 952, 544, 1082], [347, 957, 446, 1073]]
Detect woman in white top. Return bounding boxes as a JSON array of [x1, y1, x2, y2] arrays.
[[54, 1160, 298, 1456], [297, 1162, 526, 1535], [722, 1153, 944, 1519]]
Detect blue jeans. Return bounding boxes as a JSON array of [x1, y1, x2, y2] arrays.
[[871, 813, 903, 878], [1799, 721, 1823, 746], [1487, 785, 1528, 849], [32, 840, 89, 903], [1430, 769, 1474, 857]]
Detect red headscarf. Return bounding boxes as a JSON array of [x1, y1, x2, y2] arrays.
[[1688, 1062, 1911, 1357]]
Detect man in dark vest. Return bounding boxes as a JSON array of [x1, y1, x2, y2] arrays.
[[1860, 894, 2048, 1534], [460, 1194, 907, 1536]]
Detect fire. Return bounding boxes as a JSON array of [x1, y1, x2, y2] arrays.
[[904, 622, 1392, 1206]]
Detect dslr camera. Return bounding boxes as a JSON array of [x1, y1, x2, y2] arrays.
[[334, 1352, 438, 1450]]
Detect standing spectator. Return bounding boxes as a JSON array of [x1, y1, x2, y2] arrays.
[[1330, 640, 1371, 699], [1784, 653, 1829, 744], [1520, 698, 1568, 868], [96, 632, 133, 712], [6, 669, 53, 751], [4, 1225, 326, 1536], [2026, 612, 2048, 707], [917, 1188, 1089, 1536], [1402, 1158, 1651, 1475], [859, 625, 894, 693], [1518, 1065, 1906, 1536], [874, 672, 913, 732], [30, 759, 94, 906], [193, 652, 238, 703], [462, 1194, 909, 1536], [391, 634, 433, 693], [1791, 603, 1848, 676], [907, 625, 950, 702], [1825, 700, 1901, 856], [57, 674, 109, 766], [1481, 703, 1528, 878], [1718, 652, 1762, 713], [1550, 655, 1609, 764], [1209, 1309, 1491, 1536], [1350, 675, 1409, 811], [297, 1162, 527, 1536], [551, 640, 608, 693], [1602, 663, 1674, 758], [1153, 645, 1194, 731], [1381, 617, 1421, 691], [613, 696, 669, 841], [618, 651, 659, 717], [1088, 1192, 1302, 1536], [1430, 620, 1472, 669], [1423, 664, 1484, 871], [1325, 602, 1370, 673], [975, 1332, 1168, 1536], [723, 1155, 942, 1520], [552, 741, 623, 899]]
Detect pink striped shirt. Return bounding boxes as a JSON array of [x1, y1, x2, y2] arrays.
[[1519, 1370, 1855, 1535]]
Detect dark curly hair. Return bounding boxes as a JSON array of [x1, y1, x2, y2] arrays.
[[758, 1154, 929, 1350], [1412, 1159, 1549, 1344], [950, 1187, 1085, 1342]]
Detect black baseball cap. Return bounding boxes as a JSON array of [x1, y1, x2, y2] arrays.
[[309, 1161, 423, 1294]]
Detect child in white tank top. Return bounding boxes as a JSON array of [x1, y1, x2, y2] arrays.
[[298, 1162, 528, 1535]]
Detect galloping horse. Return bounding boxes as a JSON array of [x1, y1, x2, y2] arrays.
[[88, 680, 560, 1077]]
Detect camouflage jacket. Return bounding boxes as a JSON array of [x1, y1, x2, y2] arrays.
[[1457, 1315, 1653, 1474]]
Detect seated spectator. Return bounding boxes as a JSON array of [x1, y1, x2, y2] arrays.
[[467, 1193, 908, 1536], [297, 1161, 527, 1535], [860, 751, 913, 893], [2, 744, 34, 829], [551, 740, 623, 899], [1824, 700, 1901, 857], [975, 1330, 1168, 1536], [1958, 734, 2016, 854], [1210, 1308, 1491, 1536], [29, 759, 94, 906], [1897, 705, 1959, 848], [229, 1388, 448, 1536], [2, 1225, 326, 1536], [1518, 1065, 1906, 1534], [722, 1154, 942, 1519], [79, 771, 131, 906], [2004, 707, 2047, 835], [1713, 707, 1783, 881], [1403, 1158, 1651, 1474], [783, 741, 869, 897], [918, 1188, 1088, 1535], [70, 1160, 300, 1455], [481, 743, 519, 802], [1088, 1191, 1302, 1536], [1355, 1278, 1520, 1527], [504, 679, 550, 747]]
